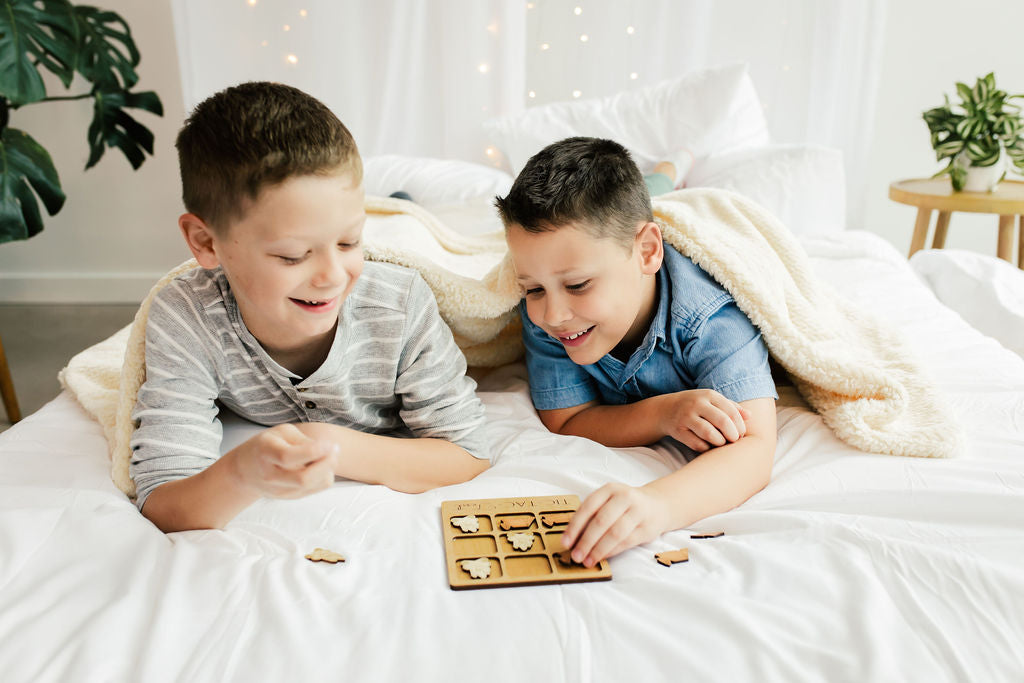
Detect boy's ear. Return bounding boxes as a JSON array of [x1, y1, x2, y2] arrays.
[[636, 221, 664, 275], [179, 213, 221, 269]]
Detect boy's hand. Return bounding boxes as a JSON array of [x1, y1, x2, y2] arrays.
[[560, 483, 671, 567], [227, 423, 339, 499], [661, 389, 750, 453]]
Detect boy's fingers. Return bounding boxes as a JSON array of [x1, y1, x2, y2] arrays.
[[571, 495, 630, 564], [585, 511, 639, 566], [706, 407, 740, 442], [710, 397, 746, 439], [691, 417, 727, 447], [562, 486, 612, 548], [280, 440, 338, 470]]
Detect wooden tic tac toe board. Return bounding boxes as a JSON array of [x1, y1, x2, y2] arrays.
[[441, 495, 612, 590]]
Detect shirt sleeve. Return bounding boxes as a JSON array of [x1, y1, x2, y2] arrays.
[[129, 283, 224, 510], [520, 303, 600, 410], [394, 275, 490, 460], [680, 299, 778, 403]]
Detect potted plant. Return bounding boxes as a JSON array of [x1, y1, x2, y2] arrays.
[[0, 0, 162, 245], [922, 72, 1024, 192]]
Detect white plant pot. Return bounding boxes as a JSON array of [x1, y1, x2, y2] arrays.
[[960, 150, 1006, 192]]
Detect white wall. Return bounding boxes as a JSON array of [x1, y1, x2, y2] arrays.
[[1, 0, 1021, 303], [862, 0, 1024, 257], [0, 0, 188, 303]]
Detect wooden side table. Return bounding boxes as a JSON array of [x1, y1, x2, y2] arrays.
[[889, 177, 1024, 268]]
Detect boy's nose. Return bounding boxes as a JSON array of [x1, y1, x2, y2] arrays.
[[543, 296, 573, 327], [312, 252, 348, 289]]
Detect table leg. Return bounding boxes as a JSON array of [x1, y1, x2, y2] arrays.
[[997, 215, 1014, 262], [931, 210, 951, 249], [0, 334, 22, 424], [1018, 216, 1023, 269], [909, 207, 932, 257]]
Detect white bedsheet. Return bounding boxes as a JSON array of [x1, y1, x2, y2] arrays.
[[1, 231, 1023, 682]]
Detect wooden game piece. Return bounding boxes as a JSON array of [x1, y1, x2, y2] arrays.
[[690, 531, 724, 539], [508, 532, 535, 551], [540, 512, 573, 527], [498, 515, 534, 531], [654, 549, 689, 566], [460, 557, 492, 579], [305, 547, 346, 564], [555, 550, 585, 567], [450, 515, 479, 533]]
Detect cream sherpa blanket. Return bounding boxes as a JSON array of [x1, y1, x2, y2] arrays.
[[60, 190, 962, 498]]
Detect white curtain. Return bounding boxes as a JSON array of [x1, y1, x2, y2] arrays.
[[171, 0, 526, 164], [171, 0, 885, 227]]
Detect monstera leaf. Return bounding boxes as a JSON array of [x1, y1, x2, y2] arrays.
[[0, 127, 65, 244], [72, 4, 139, 90], [0, 0, 78, 105], [0, 0, 161, 243], [86, 87, 162, 169]]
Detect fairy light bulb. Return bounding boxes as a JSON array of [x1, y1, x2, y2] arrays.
[[286, 54, 298, 64], [478, 63, 490, 74], [574, 6, 582, 15], [528, 90, 536, 98], [626, 26, 635, 35], [540, 43, 549, 51], [299, 9, 307, 17], [630, 72, 638, 80], [579, 34, 589, 42], [572, 89, 582, 98], [283, 24, 290, 31]]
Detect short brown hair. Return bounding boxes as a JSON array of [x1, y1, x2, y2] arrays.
[[494, 137, 652, 249], [176, 81, 361, 230]]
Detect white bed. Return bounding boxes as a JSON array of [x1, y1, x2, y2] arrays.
[[2, 225, 1023, 682]]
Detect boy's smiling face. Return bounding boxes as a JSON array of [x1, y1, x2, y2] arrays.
[[507, 221, 663, 365], [181, 172, 365, 365]]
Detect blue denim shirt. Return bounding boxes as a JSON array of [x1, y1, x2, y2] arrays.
[[521, 243, 778, 410]]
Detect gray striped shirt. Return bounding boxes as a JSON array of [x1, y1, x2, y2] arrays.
[[129, 262, 488, 509]]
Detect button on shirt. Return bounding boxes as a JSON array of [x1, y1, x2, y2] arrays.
[[522, 243, 778, 410]]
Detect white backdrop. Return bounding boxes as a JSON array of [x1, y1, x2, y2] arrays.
[[2, 0, 1020, 303], [171, 0, 884, 227]]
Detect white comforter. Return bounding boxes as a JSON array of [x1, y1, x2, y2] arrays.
[[1, 231, 1022, 683]]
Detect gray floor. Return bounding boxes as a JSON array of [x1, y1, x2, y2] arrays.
[[0, 304, 139, 433]]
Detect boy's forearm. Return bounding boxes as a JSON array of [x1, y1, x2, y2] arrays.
[[140, 454, 261, 532], [642, 433, 775, 531], [557, 395, 672, 447], [295, 423, 489, 493]]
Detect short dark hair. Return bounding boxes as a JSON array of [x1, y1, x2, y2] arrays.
[[176, 81, 361, 231], [494, 137, 652, 248]]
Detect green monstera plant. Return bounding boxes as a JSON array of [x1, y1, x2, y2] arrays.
[[923, 72, 1024, 191], [0, 0, 162, 244]]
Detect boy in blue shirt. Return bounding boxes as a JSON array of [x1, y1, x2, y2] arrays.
[[496, 137, 777, 567]]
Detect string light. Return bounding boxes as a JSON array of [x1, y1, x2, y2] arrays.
[[572, 90, 582, 98], [579, 34, 588, 42], [539, 43, 549, 50], [626, 26, 635, 34], [574, 6, 582, 15], [260, 40, 268, 47], [487, 22, 498, 33], [283, 24, 290, 31], [526, 1, 534, 8], [630, 72, 638, 80], [485, 147, 497, 157], [247, 0, 257, 5], [299, 9, 307, 17], [528, 90, 536, 98], [478, 63, 490, 74], [286, 54, 298, 64]]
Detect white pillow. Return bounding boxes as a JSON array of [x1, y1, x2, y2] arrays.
[[910, 249, 1024, 358], [362, 155, 513, 206], [684, 144, 846, 237], [483, 62, 769, 175]]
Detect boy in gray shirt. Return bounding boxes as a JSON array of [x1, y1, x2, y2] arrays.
[[130, 82, 489, 532]]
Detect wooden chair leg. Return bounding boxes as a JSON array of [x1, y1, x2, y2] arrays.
[[909, 207, 932, 257], [931, 210, 951, 249], [997, 215, 1015, 262], [0, 333, 22, 424]]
